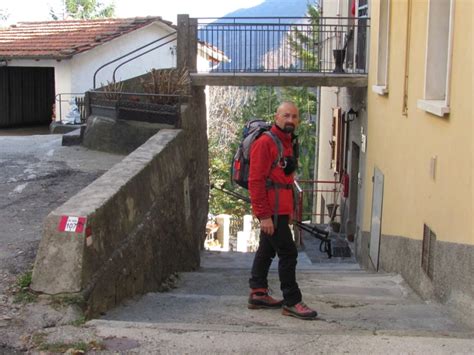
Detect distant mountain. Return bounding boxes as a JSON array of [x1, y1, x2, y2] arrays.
[[224, 0, 310, 18], [200, 0, 315, 72]]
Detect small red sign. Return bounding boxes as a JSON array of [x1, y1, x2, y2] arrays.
[[58, 216, 87, 233]]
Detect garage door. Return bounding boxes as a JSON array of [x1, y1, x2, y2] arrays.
[[0, 67, 55, 128]]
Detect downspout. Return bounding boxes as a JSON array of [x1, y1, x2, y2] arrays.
[[312, 0, 323, 224], [312, 87, 321, 223], [402, 0, 412, 116]]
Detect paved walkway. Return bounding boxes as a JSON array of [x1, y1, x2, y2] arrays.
[[85, 246, 474, 353]]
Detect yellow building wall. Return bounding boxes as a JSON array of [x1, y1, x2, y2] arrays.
[[364, 0, 473, 245]]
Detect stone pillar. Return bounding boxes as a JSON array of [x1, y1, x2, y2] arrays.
[[237, 231, 248, 252], [216, 214, 230, 251], [237, 215, 253, 252], [177, 14, 197, 73], [243, 215, 252, 233]]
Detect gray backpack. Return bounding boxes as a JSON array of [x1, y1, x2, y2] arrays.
[[231, 119, 283, 189]]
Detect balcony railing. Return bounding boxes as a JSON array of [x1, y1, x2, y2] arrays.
[[196, 16, 370, 74]]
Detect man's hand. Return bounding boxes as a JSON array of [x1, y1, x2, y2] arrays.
[[260, 218, 274, 236]]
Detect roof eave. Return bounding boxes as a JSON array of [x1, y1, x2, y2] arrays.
[[0, 55, 72, 61]]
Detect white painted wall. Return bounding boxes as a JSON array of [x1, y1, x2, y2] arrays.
[[197, 55, 211, 72], [316, 0, 359, 225], [72, 22, 176, 92]]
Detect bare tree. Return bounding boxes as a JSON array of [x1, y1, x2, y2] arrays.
[[207, 86, 255, 153]]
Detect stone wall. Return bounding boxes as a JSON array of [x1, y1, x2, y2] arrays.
[[31, 90, 209, 318], [82, 115, 174, 155]]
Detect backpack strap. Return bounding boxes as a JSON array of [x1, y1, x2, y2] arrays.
[[263, 131, 283, 169], [262, 131, 291, 227]]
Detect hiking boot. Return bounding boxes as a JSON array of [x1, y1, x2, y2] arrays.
[[282, 302, 318, 320], [248, 288, 283, 309]]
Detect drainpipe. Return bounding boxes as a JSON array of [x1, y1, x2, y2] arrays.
[[402, 0, 412, 116], [312, 87, 321, 223]]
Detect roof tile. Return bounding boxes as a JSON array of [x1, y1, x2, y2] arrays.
[[0, 17, 175, 59]]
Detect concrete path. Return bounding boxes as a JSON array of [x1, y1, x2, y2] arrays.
[[86, 249, 474, 353]]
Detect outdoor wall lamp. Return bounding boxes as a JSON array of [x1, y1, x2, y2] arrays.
[[345, 108, 358, 123]]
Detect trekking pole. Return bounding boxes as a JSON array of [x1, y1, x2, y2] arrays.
[[211, 183, 250, 203], [210, 183, 332, 258]]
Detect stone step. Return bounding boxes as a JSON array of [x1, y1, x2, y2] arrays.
[[200, 250, 359, 271], [43, 249, 474, 353], [61, 127, 84, 146]]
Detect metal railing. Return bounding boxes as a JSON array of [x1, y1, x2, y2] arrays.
[[295, 179, 343, 225], [93, 32, 177, 89], [87, 91, 187, 125], [196, 16, 370, 74], [55, 93, 86, 124]]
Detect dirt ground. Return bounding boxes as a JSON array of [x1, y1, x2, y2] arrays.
[[0, 127, 124, 351]]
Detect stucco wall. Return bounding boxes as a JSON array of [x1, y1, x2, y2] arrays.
[[360, 0, 473, 321], [364, 0, 472, 246]]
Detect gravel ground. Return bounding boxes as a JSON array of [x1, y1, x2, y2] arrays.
[[0, 128, 124, 350]]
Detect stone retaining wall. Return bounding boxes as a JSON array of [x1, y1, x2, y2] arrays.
[[31, 89, 209, 317]]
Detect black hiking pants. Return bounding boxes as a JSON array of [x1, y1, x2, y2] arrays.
[[249, 215, 302, 306]]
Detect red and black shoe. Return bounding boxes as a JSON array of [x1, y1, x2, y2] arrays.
[[282, 302, 318, 320], [248, 288, 284, 309]]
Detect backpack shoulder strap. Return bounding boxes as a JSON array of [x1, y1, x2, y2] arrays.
[[263, 131, 283, 168]]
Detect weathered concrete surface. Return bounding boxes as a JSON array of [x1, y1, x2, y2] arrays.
[[31, 90, 209, 318], [358, 231, 474, 329], [52, 247, 471, 353], [375, 234, 474, 329], [0, 131, 124, 349], [82, 115, 174, 155], [31, 130, 197, 316], [61, 128, 83, 146], [0, 133, 124, 265], [191, 73, 368, 87], [13, 235, 473, 352], [49, 122, 83, 134]]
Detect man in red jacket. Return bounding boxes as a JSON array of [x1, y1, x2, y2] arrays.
[[247, 101, 318, 320]]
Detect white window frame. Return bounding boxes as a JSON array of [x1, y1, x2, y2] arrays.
[[417, 0, 455, 117], [372, 0, 390, 96]]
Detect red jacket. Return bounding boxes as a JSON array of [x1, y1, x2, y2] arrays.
[[248, 125, 295, 219]]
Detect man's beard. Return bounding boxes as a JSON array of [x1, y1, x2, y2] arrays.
[[283, 124, 295, 133]]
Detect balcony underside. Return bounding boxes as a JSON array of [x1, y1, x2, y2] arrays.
[[190, 73, 368, 87]]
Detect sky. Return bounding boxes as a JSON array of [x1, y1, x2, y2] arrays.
[[1, 0, 265, 25]]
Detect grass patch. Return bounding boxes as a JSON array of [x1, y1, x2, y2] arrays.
[[13, 291, 37, 303], [38, 340, 104, 353], [50, 293, 85, 309], [13, 270, 37, 304], [38, 341, 88, 353], [70, 315, 86, 327], [31, 332, 47, 348], [32, 332, 105, 353], [17, 271, 32, 288]]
